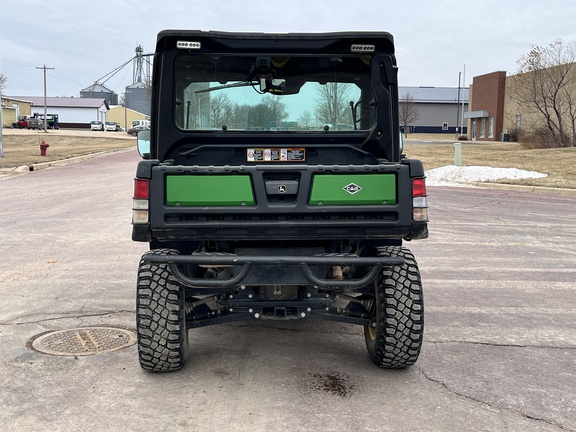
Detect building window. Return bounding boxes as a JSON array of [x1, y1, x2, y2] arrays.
[[480, 118, 486, 138], [489, 117, 494, 138], [442, 122, 448, 131], [516, 115, 522, 129]]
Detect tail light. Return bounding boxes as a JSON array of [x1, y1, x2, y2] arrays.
[[412, 178, 428, 222], [132, 179, 149, 224]]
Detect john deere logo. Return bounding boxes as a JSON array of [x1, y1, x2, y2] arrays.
[[343, 183, 362, 195]]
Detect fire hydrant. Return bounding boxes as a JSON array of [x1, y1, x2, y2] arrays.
[[40, 140, 50, 156]]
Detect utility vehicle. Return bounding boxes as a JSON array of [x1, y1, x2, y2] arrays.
[[132, 30, 428, 372]]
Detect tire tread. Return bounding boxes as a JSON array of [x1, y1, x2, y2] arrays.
[[136, 249, 188, 372]]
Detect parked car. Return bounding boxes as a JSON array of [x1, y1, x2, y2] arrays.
[[91, 121, 104, 131], [127, 125, 148, 136], [105, 121, 120, 132], [26, 117, 44, 130]]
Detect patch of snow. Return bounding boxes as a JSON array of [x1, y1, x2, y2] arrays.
[[426, 165, 547, 187]]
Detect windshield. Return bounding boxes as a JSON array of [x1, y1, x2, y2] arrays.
[[173, 54, 375, 132]]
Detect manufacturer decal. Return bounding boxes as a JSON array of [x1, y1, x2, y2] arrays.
[[343, 183, 362, 195]]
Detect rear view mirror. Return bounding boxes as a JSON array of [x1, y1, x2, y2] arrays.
[[137, 130, 151, 158], [260, 76, 286, 94]]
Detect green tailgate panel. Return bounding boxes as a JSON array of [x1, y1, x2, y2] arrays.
[[310, 174, 397, 205], [166, 175, 255, 206]]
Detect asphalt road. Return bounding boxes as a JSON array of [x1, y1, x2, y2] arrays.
[[1, 150, 575, 432]]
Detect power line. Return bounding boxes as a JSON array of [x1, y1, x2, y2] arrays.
[[53, 69, 83, 88], [0, 58, 37, 68]]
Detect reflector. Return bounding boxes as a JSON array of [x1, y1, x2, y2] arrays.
[[413, 208, 428, 222], [132, 209, 149, 224]]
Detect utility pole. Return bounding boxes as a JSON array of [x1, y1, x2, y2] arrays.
[[0, 82, 4, 157], [36, 65, 54, 132], [460, 65, 466, 135], [456, 72, 461, 135]]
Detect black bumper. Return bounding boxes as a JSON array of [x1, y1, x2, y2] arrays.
[[142, 252, 405, 289]]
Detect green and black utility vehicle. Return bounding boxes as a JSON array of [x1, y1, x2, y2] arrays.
[[132, 30, 428, 372]]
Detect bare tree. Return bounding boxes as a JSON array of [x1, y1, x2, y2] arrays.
[[230, 103, 250, 129], [314, 83, 353, 127], [399, 92, 420, 137], [210, 93, 232, 128], [247, 96, 288, 129], [298, 110, 313, 129], [263, 96, 288, 127], [0, 73, 6, 93], [514, 39, 576, 147]]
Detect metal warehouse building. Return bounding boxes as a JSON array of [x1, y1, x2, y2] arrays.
[[7, 96, 109, 128], [399, 86, 469, 134]]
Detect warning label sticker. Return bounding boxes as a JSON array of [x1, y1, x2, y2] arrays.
[[247, 148, 305, 162]]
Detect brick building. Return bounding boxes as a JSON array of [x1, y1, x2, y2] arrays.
[[465, 71, 507, 141]]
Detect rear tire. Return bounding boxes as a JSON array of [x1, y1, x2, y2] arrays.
[[364, 246, 424, 368], [136, 249, 189, 372]]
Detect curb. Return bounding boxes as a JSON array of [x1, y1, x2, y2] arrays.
[[0, 147, 135, 179], [31, 147, 135, 170], [471, 182, 576, 196]]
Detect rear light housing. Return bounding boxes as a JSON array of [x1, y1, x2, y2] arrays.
[[132, 179, 149, 224], [412, 178, 428, 222]]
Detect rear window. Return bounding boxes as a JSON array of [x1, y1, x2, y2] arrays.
[[173, 54, 375, 133]]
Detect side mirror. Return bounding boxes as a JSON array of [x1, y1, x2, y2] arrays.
[[137, 130, 151, 158]]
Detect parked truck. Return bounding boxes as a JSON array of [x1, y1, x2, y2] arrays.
[[39, 113, 59, 129], [131, 119, 150, 129], [15, 116, 32, 129]]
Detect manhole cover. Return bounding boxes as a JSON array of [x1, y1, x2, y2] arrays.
[[28, 326, 136, 356]]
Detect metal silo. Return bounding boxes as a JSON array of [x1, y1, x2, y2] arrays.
[[80, 83, 118, 106], [125, 82, 151, 116]]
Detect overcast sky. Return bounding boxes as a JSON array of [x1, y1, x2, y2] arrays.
[[2, 0, 576, 98]]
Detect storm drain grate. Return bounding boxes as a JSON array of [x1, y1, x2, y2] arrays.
[[28, 326, 137, 356]]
